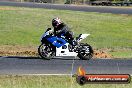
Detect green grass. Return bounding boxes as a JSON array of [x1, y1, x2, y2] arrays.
[[110, 50, 132, 59], [0, 6, 132, 58], [0, 75, 131, 88], [0, 6, 132, 48]]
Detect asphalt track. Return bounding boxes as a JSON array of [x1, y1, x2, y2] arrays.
[[0, 56, 132, 75], [0, 1, 132, 14]]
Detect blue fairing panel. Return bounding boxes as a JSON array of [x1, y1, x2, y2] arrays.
[[47, 36, 67, 48]]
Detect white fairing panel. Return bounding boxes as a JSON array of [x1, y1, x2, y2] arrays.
[[56, 43, 78, 56], [77, 34, 90, 42]]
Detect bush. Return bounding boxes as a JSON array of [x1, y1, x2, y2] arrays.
[[65, 0, 71, 4]]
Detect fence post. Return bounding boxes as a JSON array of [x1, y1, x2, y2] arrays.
[[51, 0, 52, 3]]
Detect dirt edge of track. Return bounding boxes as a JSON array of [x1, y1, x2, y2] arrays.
[[0, 45, 112, 59]]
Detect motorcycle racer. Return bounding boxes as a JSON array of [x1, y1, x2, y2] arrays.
[[47, 17, 77, 46], [39, 18, 93, 60]]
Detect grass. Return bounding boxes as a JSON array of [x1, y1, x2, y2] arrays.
[[0, 75, 131, 88], [110, 50, 132, 59], [0, 6, 132, 58]]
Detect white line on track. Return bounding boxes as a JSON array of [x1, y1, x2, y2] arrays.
[[117, 62, 120, 74], [14, 74, 72, 76]]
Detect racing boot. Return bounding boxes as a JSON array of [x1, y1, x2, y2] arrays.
[[72, 40, 79, 52]]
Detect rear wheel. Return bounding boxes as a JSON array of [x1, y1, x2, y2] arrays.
[[77, 43, 93, 60], [38, 43, 55, 60]]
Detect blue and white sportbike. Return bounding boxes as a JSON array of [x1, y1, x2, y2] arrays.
[[38, 29, 93, 60]]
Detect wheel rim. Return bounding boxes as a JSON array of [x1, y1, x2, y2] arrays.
[[40, 44, 55, 58], [84, 45, 93, 56], [79, 44, 93, 60]]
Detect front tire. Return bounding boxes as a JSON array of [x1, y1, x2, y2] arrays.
[[77, 43, 93, 60], [38, 43, 55, 60]]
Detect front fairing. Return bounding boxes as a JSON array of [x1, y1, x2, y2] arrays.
[[40, 31, 67, 48], [40, 31, 50, 42], [46, 36, 67, 48]]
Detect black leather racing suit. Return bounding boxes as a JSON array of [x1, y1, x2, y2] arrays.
[[53, 23, 75, 45]]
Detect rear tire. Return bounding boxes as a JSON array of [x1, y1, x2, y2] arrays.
[[77, 43, 93, 60], [38, 43, 55, 60]]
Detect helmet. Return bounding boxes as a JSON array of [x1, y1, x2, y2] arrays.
[[52, 17, 62, 28]]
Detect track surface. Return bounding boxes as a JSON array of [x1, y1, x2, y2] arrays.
[[0, 56, 132, 75], [0, 1, 132, 14]]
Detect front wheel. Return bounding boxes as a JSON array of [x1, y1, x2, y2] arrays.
[[77, 43, 93, 60], [38, 43, 55, 60]]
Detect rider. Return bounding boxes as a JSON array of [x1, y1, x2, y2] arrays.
[[49, 17, 77, 46]]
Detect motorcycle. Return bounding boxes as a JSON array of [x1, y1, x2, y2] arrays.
[[38, 29, 93, 60]]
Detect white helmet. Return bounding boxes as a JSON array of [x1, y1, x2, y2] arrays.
[[52, 17, 62, 28]]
